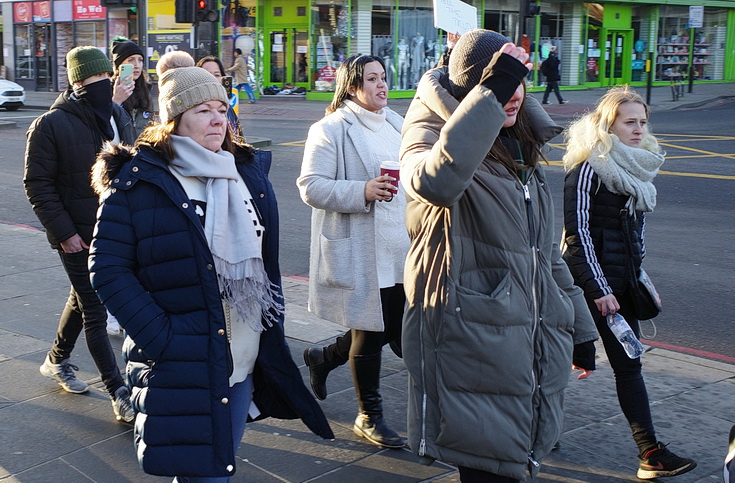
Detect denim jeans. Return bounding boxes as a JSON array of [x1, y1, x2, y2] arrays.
[[49, 249, 124, 396], [235, 83, 256, 103], [173, 375, 254, 483]]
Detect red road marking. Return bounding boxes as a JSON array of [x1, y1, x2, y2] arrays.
[[642, 339, 735, 364]]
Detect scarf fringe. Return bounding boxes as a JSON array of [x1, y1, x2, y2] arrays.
[[214, 256, 285, 332]]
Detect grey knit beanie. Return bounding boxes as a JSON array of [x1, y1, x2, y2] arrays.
[[158, 67, 229, 124], [448, 29, 509, 100], [66, 46, 113, 84]]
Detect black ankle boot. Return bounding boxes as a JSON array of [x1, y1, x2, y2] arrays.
[[303, 347, 334, 400], [353, 412, 405, 448], [350, 352, 405, 449]]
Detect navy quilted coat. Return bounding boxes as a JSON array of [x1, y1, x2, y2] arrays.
[[89, 143, 333, 477]]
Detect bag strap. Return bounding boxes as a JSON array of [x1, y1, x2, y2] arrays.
[[619, 202, 639, 285]]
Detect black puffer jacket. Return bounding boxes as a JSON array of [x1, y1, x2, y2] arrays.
[[24, 89, 135, 249], [562, 161, 645, 300]]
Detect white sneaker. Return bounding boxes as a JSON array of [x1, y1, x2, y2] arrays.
[[39, 354, 90, 394], [106, 311, 122, 336]]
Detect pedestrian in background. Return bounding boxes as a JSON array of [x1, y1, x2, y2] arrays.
[[562, 86, 696, 480], [227, 48, 256, 104], [541, 46, 568, 105], [399, 29, 598, 482], [89, 66, 333, 480], [23, 46, 136, 423], [197, 55, 243, 137], [110, 37, 152, 134], [297, 54, 408, 449]]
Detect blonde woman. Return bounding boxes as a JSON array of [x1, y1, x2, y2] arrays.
[[562, 86, 696, 480]]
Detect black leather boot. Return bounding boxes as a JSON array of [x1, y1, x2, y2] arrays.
[[303, 347, 335, 400], [303, 333, 351, 400], [351, 352, 405, 449]]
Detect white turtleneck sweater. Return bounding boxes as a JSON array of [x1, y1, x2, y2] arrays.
[[343, 100, 409, 289]]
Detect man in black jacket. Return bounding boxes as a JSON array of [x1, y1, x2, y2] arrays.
[[23, 46, 137, 423], [541, 46, 568, 104]]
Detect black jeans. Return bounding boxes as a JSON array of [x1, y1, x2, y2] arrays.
[[590, 291, 657, 456], [542, 80, 564, 103], [323, 285, 405, 364], [49, 249, 124, 396]]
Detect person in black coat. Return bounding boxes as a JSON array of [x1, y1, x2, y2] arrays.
[[89, 67, 332, 480], [23, 46, 136, 422], [540, 46, 567, 104], [562, 86, 696, 480]]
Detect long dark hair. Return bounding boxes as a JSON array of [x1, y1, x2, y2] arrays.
[[196, 56, 226, 76], [487, 85, 543, 174], [326, 55, 386, 115], [112, 69, 151, 113]]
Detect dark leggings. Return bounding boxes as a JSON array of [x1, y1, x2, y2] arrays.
[[458, 466, 520, 483], [590, 291, 657, 456], [350, 285, 405, 357], [322, 285, 404, 364]]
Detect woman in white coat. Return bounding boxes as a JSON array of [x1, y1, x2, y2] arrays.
[[297, 55, 408, 448]]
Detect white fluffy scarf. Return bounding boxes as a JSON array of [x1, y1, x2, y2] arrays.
[[587, 136, 665, 212], [170, 135, 283, 331]]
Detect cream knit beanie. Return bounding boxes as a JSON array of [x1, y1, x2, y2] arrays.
[[158, 66, 228, 124]]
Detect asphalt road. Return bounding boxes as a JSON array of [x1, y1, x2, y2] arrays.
[[1, 98, 733, 363]]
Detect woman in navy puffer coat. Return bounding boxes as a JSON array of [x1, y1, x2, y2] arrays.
[[88, 67, 332, 480]]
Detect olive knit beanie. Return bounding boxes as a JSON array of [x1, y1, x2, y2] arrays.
[[111, 38, 144, 69], [66, 46, 113, 84], [448, 29, 508, 100], [158, 66, 229, 124]]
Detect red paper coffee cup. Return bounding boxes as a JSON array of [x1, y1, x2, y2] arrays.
[[380, 160, 400, 192]]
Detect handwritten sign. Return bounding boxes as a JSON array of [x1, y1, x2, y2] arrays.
[[432, 0, 477, 36]]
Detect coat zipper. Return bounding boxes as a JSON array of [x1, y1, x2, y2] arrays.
[[522, 182, 541, 472]]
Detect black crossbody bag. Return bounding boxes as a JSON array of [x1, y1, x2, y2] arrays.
[[620, 207, 662, 320]]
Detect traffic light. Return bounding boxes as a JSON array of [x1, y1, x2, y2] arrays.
[[196, 0, 219, 23], [525, 0, 540, 17], [175, 0, 194, 23]]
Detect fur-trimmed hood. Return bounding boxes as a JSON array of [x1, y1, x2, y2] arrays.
[[91, 142, 137, 196]]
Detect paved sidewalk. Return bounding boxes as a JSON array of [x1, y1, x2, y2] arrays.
[[1, 221, 733, 482], [2, 82, 734, 482]]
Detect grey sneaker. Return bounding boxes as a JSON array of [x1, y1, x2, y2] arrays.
[[111, 386, 134, 423], [39, 354, 89, 394]]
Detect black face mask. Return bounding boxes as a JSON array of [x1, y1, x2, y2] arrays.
[[74, 78, 114, 140]]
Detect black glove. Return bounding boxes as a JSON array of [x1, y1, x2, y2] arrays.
[[478, 52, 530, 106], [572, 340, 596, 372]]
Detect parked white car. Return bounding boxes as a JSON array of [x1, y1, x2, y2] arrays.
[[0, 77, 25, 111]]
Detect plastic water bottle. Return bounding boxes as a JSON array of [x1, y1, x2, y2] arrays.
[[607, 313, 645, 359]]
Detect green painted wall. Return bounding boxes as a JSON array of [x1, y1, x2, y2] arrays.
[[727, 9, 735, 80], [602, 4, 631, 29]]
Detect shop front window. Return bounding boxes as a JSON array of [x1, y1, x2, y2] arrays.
[[584, 4, 603, 83], [631, 6, 655, 83], [220, 1, 258, 92], [656, 7, 726, 82], [312, 0, 349, 91], [75, 21, 106, 50], [15, 24, 33, 79], [396, 1, 436, 90]]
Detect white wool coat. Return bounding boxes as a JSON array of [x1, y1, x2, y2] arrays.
[[297, 104, 404, 331]]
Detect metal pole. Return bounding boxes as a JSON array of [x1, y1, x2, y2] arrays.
[[517, 0, 525, 46], [688, 27, 694, 93], [646, 56, 652, 105]]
